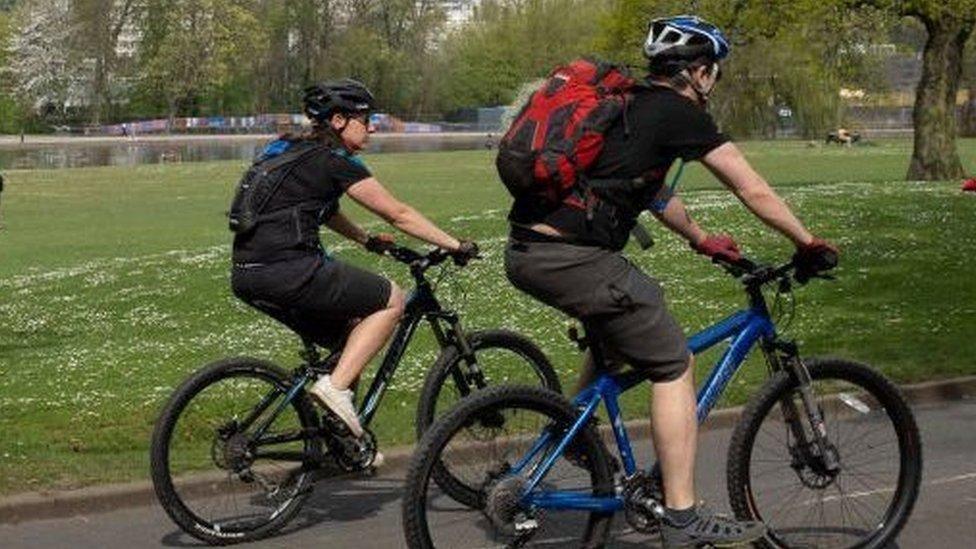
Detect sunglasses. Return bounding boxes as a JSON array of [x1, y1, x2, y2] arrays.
[[349, 112, 372, 125]]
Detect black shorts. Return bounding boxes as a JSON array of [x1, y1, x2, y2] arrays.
[[231, 255, 392, 349], [504, 237, 690, 382]]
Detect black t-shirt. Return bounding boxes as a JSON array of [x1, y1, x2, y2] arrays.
[[508, 84, 729, 250], [260, 140, 371, 214], [232, 140, 372, 263]]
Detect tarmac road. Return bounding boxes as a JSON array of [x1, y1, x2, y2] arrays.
[[3, 399, 974, 548]]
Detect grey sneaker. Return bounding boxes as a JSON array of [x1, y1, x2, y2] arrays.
[[308, 375, 364, 438], [661, 505, 766, 548]]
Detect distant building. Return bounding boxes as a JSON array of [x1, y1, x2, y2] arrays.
[[441, 0, 480, 29]]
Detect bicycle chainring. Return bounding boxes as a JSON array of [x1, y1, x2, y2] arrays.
[[623, 471, 665, 534], [323, 420, 378, 473]]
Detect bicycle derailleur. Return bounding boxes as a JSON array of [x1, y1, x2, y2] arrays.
[[623, 470, 666, 535], [483, 475, 540, 547]]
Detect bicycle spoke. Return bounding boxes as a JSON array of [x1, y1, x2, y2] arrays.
[[737, 364, 917, 549]]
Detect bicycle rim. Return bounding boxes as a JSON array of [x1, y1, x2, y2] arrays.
[[430, 345, 554, 429], [407, 387, 612, 548], [161, 368, 314, 540], [737, 362, 920, 548]]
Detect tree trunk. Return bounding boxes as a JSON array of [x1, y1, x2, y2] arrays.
[[962, 82, 976, 137], [907, 17, 972, 180], [91, 55, 105, 126]]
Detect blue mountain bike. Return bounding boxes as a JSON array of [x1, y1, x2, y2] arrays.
[[402, 256, 922, 548]]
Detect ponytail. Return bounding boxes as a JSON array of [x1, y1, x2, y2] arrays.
[[279, 122, 344, 149]]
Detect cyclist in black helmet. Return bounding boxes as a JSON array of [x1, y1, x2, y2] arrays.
[[505, 16, 838, 548], [231, 79, 477, 458]]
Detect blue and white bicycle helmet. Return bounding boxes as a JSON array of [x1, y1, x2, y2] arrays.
[[644, 15, 730, 72]]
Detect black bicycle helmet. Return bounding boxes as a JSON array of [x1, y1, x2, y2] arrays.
[[302, 79, 376, 122]]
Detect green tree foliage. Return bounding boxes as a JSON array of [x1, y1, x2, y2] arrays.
[[436, 0, 613, 111], [134, 0, 266, 121], [70, 0, 138, 124], [596, 0, 889, 139], [0, 8, 20, 132]]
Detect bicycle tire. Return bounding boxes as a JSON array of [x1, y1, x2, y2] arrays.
[[727, 357, 922, 549], [415, 329, 560, 508], [150, 357, 321, 545], [402, 384, 614, 549]]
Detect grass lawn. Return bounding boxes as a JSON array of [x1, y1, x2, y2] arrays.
[[1, 139, 975, 495]]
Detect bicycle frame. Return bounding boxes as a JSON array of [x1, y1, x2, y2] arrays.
[[512, 303, 777, 513], [357, 280, 473, 426], [247, 260, 477, 452]]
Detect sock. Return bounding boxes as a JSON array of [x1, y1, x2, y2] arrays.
[[665, 505, 697, 527]]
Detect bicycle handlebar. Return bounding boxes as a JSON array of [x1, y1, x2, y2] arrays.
[[711, 255, 834, 287], [384, 245, 477, 277]]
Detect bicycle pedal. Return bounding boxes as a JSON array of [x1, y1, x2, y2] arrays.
[[359, 465, 378, 478]]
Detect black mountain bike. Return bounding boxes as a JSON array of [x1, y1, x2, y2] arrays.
[[150, 245, 560, 545]]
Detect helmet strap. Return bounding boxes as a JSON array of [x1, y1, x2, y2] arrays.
[[683, 64, 718, 106]]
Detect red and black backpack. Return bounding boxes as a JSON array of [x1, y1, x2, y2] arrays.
[[495, 58, 637, 210]]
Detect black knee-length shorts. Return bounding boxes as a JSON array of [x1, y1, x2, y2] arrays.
[[231, 255, 392, 349]]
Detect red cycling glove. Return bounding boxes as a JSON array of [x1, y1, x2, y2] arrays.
[[692, 234, 742, 263]]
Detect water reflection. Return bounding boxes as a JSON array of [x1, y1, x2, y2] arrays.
[[0, 134, 494, 171]]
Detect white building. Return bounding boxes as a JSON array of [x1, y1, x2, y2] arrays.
[[441, 0, 480, 29]]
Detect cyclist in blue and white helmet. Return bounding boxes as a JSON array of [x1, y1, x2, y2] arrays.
[[505, 13, 839, 549], [644, 15, 731, 104]]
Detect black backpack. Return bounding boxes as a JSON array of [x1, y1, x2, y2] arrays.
[[228, 142, 323, 234]]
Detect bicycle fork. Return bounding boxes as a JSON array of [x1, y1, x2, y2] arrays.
[[767, 342, 841, 474]]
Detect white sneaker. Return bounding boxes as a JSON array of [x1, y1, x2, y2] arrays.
[[308, 376, 364, 438], [371, 451, 385, 469]]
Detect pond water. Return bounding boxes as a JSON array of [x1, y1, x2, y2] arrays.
[[0, 133, 495, 171]]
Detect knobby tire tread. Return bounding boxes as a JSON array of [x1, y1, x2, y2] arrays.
[[726, 357, 922, 549], [150, 357, 319, 545], [402, 385, 614, 549]]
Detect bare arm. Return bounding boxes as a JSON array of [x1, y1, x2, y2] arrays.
[[701, 143, 814, 246], [650, 195, 708, 246], [345, 177, 461, 251], [324, 211, 370, 246]]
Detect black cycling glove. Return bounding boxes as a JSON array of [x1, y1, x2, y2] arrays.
[[451, 240, 479, 266]]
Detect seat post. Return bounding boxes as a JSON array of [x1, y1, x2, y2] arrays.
[[299, 336, 321, 366]]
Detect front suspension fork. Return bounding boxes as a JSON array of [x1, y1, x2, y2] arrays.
[[767, 341, 840, 472], [431, 315, 486, 397]]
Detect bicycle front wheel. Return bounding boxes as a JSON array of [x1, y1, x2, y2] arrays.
[[727, 358, 922, 549], [402, 385, 614, 549], [150, 358, 321, 545]]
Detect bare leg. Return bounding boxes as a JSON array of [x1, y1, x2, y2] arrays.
[[329, 283, 406, 389], [652, 355, 698, 510]]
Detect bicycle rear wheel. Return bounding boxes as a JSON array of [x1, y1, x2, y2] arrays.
[[727, 358, 922, 549], [402, 385, 614, 549], [150, 358, 321, 545]]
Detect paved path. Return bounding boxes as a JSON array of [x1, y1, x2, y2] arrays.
[[3, 400, 974, 548]]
